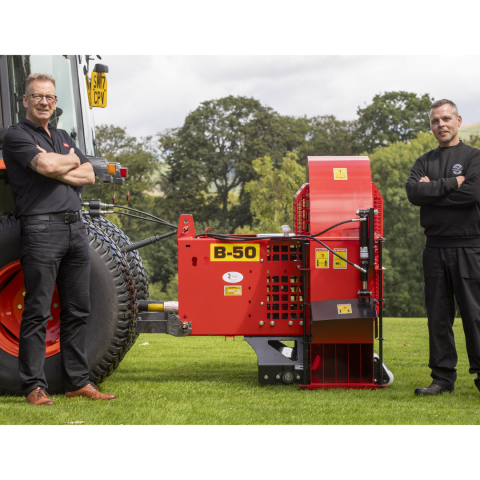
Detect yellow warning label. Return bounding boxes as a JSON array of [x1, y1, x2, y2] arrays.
[[315, 249, 329, 269], [333, 168, 348, 180], [224, 286, 242, 296], [337, 304, 352, 314], [333, 249, 347, 269]]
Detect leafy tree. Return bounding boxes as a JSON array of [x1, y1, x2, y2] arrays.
[[465, 133, 480, 149], [370, 132, 438, 317], [357, 91, 434, 153], [87, 125, 178, 287], [237, 152, 305, 234], [299, 115, 362, 159], [158, 96, 308, 233]]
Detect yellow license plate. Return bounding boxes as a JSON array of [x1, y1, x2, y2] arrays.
[[211, 243, 260, 262], [90, 72, 107, 108]]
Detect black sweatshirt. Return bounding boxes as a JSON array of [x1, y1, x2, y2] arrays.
[[405, 141, 480, 247]]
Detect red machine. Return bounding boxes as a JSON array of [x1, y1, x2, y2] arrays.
[[167, 156, 392, 389]]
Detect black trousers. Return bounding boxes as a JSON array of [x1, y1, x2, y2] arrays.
[[19, 218, 91, 395], [423, 247, 480, 390]]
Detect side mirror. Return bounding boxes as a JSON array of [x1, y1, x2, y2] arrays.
[[93, 64, 109, 74]]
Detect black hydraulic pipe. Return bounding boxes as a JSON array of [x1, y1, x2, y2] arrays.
[[360, 213, 369, 282], [378, 238, 385, 386], [368, 208, 375, 267], [301, 241, 310, 385], [121, 230, 177, 253]]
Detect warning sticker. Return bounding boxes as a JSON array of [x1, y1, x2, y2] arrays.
[[337, 304, 352, 314], [315, 248, 329, 269], [224, 286, 242, 296], [333, 249, 347, 269], [333, 168, 348, 180]]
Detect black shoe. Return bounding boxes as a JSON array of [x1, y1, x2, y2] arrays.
[[414, 383, 454, 395]]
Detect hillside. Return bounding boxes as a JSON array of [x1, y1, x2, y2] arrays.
[[459, 121, 480, 140]]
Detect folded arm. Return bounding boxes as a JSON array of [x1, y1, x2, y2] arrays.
[[431, 152, 480, 208], [29, 147, 81, 178], [405, 158, 459, 206], [56, 161, 95, 186]]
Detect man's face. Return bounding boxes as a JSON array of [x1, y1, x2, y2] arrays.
[[429, 104, 462, 147], [23, 80, 57, 126]]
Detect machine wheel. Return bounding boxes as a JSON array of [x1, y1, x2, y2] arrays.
[[0, 213, 137, 395], [86, 215, 149, 348]]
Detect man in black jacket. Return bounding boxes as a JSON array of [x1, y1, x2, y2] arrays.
[[406, 99, 480, 395], [3, 73, 116, 405]]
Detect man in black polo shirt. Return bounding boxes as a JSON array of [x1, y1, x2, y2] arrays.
[[406, 99, 480, 395], [3, 73, 116, 405]]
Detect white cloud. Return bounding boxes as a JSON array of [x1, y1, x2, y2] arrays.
[[92, 55, 480, 139]]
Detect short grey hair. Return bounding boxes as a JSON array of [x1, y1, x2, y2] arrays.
[[25, 73, 56, 94], [429, 99, 458, 117]]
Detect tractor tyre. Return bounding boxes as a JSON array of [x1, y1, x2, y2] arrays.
[[86, 216, 149, 349], [0, 213, 137, 396]]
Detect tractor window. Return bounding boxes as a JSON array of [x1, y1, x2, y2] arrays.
[[8, 55, 79, 141]]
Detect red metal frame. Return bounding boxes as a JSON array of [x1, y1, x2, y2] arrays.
[[293, 183, 310, 235]]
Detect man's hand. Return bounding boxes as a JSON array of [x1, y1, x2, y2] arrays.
[[457, 176, 465, 187], [419, 176, 430, 182], [56, 161, 95, 186]]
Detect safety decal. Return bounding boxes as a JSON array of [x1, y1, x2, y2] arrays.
[[337, 304, 352, 314], [333, 249, 347, 269], [315, 248, 329, 268], [452, 164, 463, 175], [333, 168, 348, 180], [211, 243, 260, 262], [224, 286, 242, 296], [222, 272, 243, 283]]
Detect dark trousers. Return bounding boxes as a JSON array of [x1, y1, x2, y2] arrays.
[[423, 247, 480, 390], [19, 218, 91, 395]]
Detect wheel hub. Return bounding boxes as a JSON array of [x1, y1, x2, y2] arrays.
[[0, 261, 61, 357]]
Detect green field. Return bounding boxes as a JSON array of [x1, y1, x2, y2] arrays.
[[0, 317, 478, 425], [459, 121, 480, 140]]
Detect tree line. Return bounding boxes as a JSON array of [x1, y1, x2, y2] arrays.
[[85, 91, 480, 316]]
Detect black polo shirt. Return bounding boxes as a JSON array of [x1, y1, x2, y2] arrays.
[[2, 117, 90, 217]]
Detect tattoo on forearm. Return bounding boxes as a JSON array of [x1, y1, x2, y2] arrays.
[[29, 154, 39, 172]]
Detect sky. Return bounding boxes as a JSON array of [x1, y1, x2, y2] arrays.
[[92, 55, 480, 140]]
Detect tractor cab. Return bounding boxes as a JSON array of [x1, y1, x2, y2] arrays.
[[0, 55, 122, 213]]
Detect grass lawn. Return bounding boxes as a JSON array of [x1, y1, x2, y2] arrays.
[[0, 317, 478, 425]]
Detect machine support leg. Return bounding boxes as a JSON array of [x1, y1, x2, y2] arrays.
[[301, 241, 310, 385], [378, 238, 385, 386]]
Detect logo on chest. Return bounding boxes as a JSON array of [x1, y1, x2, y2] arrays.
[[63, 143, 69, 148], [452, 164, 463, 175]]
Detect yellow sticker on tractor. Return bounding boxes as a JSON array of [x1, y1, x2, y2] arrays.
[[333, 249, 347, 269], [211, 244, 260, 262], [315, 248, 329, 268], [333, 168, 348, 180], [337, 304, 352, 314], [224, 286, 242, 296]]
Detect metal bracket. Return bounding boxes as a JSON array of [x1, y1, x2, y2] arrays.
[[166, 310, 192, 337]]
